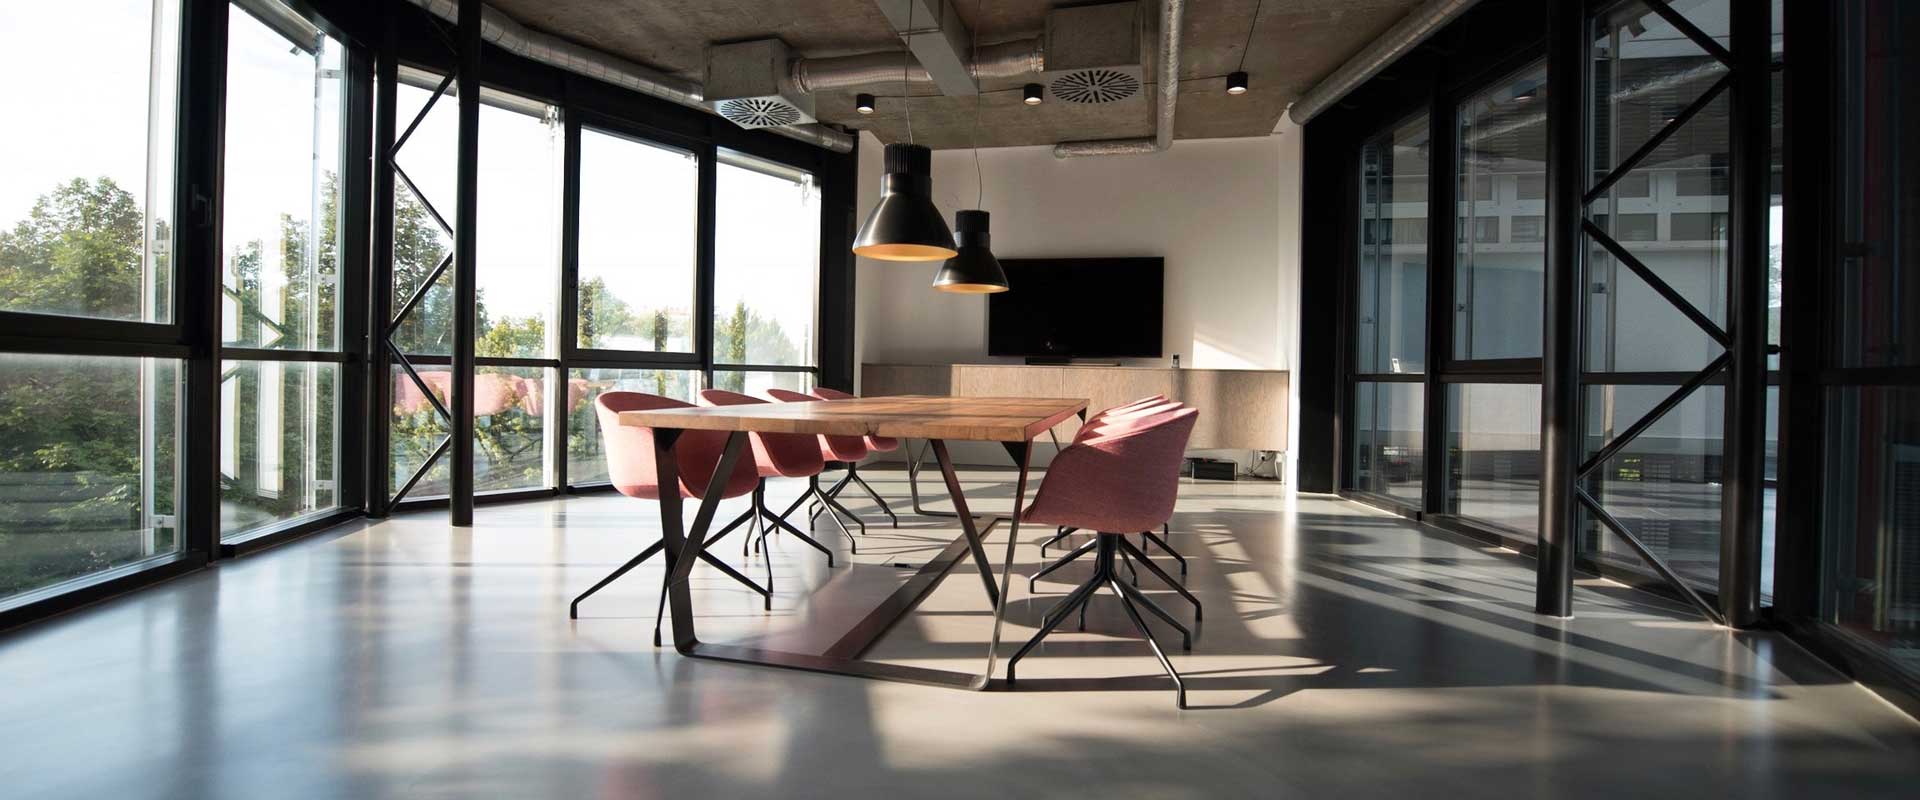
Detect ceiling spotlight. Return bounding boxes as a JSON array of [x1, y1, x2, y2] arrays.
[[1227, 71, 1249, 95], [1023, 83, 1044, 105], [855, 93, 875, 114]]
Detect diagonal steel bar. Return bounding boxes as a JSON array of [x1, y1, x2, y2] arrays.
[[393, 165, 454, 237], [1641, 0, 1734, 67], [390, 434, 453, 507], [1578, 352, 1730, 480], [392, 72, 454, 157], [1584, 72, 1731, 206], [1586, 220, 1731, 346], [387, 251, 453, 335], [387, 341, 454, 425], [1576, 487, 1726, 626]]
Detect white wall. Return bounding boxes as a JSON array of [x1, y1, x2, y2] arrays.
[[854, 120, 1305, 478]]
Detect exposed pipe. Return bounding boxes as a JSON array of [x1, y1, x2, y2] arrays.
[[791, 38, 1045, 92], [1287, 0, 1481, 126], [1053, 0, 1185, 158], [401, 0, 854, 152]]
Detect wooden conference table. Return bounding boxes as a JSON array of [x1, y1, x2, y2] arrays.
[[617, 394, 1088, 689]]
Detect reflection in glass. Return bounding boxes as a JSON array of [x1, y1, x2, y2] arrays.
[[220, 360, 337, 538], [221, 6, 344, 351], [714, 150, 820, 367], [1582, 384, 1725, 589], [1455, 60, 1547, 361], [0, 0, 180, 323], [1446, 384, 1540, 534], [1352, 381, 1424, 504], [712, 369, 813, 398], [1356, 115, 1430, 374], [0, 355, 179, 602], [1830, 0, 1920, 368], [1823, 386, 1920, 682], [567, 368, 701, 485], [388, 365, 552, 497], [577, 129, 697, 353]]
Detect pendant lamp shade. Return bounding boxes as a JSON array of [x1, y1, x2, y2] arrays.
[[932, 210, 1008, 293], [853, 143, 957, 262]]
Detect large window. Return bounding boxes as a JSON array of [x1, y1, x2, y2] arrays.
[[1454, 62, 1547, 362], [0, 0, 185, 609], [1351, 113, 1430, 506], [218, 2, 345, 539], [387, 74, 561, 500], [576, 129, 697, 353], [1815, 0, 1920, 687], [0, 356, 180, 603], [0, 0, 179, 324], [712, 149, 821, 393]]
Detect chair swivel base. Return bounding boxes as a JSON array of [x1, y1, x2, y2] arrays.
[[568, 521, 772, 647], [1008, 533, 1193, 709]]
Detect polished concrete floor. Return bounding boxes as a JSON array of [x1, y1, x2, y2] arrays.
[[1, 466, 1916, 799]]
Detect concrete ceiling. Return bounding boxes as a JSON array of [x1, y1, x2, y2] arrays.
[[486, 0, 1428, 149]]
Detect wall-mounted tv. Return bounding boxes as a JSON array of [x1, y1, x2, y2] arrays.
[[987, 258, 1163, 360]]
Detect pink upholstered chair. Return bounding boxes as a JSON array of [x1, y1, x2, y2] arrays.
[[570, 391, 772, 647], [1009, 403, 1201, 708], [1039, 397, 1189, 576], [808, 387, 900, 527], [699, 389, 840, 565], [765, 388, 872, 538]]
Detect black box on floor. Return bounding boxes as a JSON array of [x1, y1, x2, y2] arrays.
[[1188, 458, 1237, 481]]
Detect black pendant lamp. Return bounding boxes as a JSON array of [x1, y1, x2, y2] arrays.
[[932, 210, 1008, 293], [852, 143, 957, 262]]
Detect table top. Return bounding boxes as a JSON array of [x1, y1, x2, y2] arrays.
[[618, 394, 1089, 443]]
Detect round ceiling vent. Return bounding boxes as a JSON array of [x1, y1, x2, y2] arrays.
[[1049, 69, 1141, 104], [718, 97, 802, 128]]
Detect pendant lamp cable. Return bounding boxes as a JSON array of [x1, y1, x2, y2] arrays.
[[903, 1, 914, 145], [1237, 0, 1265, 73], [972, 0, 984, 208]]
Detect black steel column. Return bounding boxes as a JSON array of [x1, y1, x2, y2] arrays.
[[339, 43, 374, 515], [694, 140, 718, 387], [449, 0, 481, 525], [1719, 0, 1770, 627], [367, 12, 397, 517], [1422, 77, 1457, 517], [555, 115, 581, 491], [178, 0, 230, 559], [1536, 0, 1587, 617]]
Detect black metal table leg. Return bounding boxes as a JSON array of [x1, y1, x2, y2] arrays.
[[930, 439, 1001, 607]]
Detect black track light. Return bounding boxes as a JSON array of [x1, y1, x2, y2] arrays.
[[1023, 83, 1044, 105], [1227, 71, 1249, 95], [855, 93, 875, 114]]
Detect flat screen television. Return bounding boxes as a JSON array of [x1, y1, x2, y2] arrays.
[[987, 258, 1163, 360]]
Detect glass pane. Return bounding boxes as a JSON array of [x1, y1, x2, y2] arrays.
[[576, 129, 697, 353], [1582, 384, 1724, 589], [1830, 0, 1920, 368], [1588, 0, 1734, 374], [711, 370, 814, 397], [220, 360, 337, 538], [390, 78, 560, 359], [1822, 386, 1920, 682], [387, 365, 552, 498], [1446, 384, 1541, 534], [1356, 114, 1429, 375], [0, 354, 179, 602], [1455, 60, 1547, 361], [221, 5, 344, 351], [0, 0, 179, 323], [567, 367, 701, 485], [389, 365, 450, 498], [713, 151, 819, 367], [474, 366, 549, 493], [1351, 381, 1424, 504]]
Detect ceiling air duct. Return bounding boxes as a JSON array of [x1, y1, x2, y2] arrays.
[[705, 39, 818, 129], [1040, 1, 1148, 105]]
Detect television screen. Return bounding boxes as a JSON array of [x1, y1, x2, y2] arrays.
[[987, 258, 1163, 359]]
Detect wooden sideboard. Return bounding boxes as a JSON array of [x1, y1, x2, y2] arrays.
[[860, 363, 1288, 451]]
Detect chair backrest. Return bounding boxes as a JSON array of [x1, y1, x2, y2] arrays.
[[766, 387, 868, 462], [1026, 404, 1199, 533], [810, 386, 854, 401], [595, 391, 759, 500], [699, 389, 824, 477], [1077, 399, 1182, 442]]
